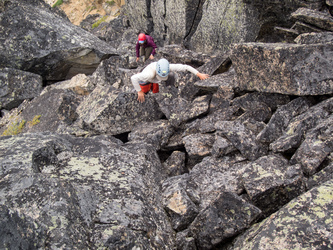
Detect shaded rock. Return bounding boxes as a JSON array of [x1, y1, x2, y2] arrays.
[[295, 31, 333, 44], [231, 92, 290, 111], [231, 179, 333, 250], [0, 89, 82, 136], [257, 97, 312, 143], [290, 114, 333, 176], [211, 135, 237, 158], [156, 94, 211, 127], [0, 174, 89, 249], [176, 229, 197, 250], [183, 133, 215, 167], [242, 154, 306, 216], [187, 0, 262, 53], [292, 20, 326, 34], [41, 73, 94, 96], [0, 132, 175, 249], [270, 97, 333, 153], [194, 68, 237, 94], [235, 101, 272, 124], [0, 0, 118, 81], [197, 52, 232, 76], [162, 151, 187, 177], [188, 191, 262, 249], [209, 85, 234, 114], [307, 162, 333, 189], [231, 42, 333, 95], [291, 8, 333, 31], [162, 175, 199, 231], [187, 157, 247, 210], [215, 120, 268, 161], [76, 85, 164, 135], [128, 120, 175, 150], [0, 68, 42, 110]]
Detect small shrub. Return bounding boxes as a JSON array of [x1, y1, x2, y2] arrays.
[[92, 16, 107, 29], [2, 120, 26, 136], [52, 0, 63, 8], [106, 0, 115, 6], [27, 115, 42, 128]]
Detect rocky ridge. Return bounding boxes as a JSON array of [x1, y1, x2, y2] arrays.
[[0, 0, 333, 249]]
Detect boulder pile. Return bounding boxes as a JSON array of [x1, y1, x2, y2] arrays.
[[0, 0, 332, 249]]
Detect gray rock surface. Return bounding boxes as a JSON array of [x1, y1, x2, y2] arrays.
[[231, 42, 333, 95], [0, 68, 43, 110]]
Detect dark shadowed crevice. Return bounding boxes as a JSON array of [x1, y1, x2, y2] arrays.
[[146, 0, 154, 34], [113, 131, 129, 143]]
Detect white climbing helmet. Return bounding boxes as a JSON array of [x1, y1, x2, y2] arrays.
[[156, 58, 170, 80]]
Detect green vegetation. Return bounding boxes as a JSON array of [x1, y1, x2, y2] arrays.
[[52, 0, 63, 8], [2, 120, 26, 136], [92, 16, 107, 29], [1, 115, 41, 137], [106, 0, 115, 6]]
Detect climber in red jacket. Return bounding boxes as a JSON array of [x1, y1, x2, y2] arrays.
[[136, 33, 158, 63]]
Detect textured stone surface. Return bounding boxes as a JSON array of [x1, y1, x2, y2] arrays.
[[231, 42, 333, 95], [231, 180, 333, 249], [0, 68, 43, 110]]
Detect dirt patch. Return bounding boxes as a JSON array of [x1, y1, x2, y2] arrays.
[[45, 0, 124, 26]]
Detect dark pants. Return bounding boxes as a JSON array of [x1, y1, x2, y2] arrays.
[[140, 46, 153, 60]]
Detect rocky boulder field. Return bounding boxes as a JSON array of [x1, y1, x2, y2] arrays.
[[0, 0, 333, 249]]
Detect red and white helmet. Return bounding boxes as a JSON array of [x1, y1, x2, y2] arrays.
[[138, 33, 146, 44]]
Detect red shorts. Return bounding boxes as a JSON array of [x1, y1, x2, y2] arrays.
[[140, 83, 159, 94]]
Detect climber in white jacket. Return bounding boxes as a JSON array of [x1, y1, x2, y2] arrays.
[[131, 58, 210, 103]]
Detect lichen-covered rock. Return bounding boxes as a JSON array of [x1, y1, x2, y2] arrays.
[[215, 120, 268, 161], [128, 120, 175, 150], [231, 42, 333, 95], [0, 132, 175, 249], [156, 94, 211, 127], [0, 68, 43, 110], [257, 97, 312, 143], [188, 191, 262, 249], [161, 175, 199, 231], [231, 92, 290, 111], [211, 134, 237, 158], [291, 8, 333, 32], [76, 85, 164, 135], [187, 157, 247, 210], [242, 154, 306, 216], [295, 31, 333, 44], [162, 151, 187, 177], [290, 114, 333, 176], [231, 179, 333, 250], [270, 97, 333, 153], [307, 162, 333, 189], [0, 89, 82, 136], [183, 133, 215, 167], [194, 69, 237, 94], [0, 0, 118, 81]]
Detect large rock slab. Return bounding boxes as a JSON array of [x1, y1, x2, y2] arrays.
[[242, 154, 306, 216], [290, 114, 333, 176], [291, 8, 333, 31], [257, 97, 312, 143], [187, 191, 262, 249], [0, 68, 42, 110], [0, 132, 175, 249], [231, 179, 333, 250], [0, 0, 118, 81], [215, 120, 268, 161], [76, 85, 164, 135], [231, 42, 333, 95], [270, 97, 333, 153]]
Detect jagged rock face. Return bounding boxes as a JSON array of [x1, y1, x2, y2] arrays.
[[0, 133, 175, 249], [0, 68, 43, 110], [0, 0, 118, 81], [231, 180, 333, 249], [231, 42, 333, 95]]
